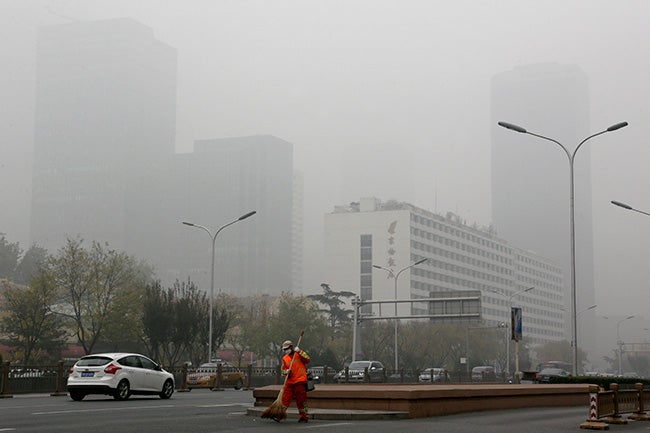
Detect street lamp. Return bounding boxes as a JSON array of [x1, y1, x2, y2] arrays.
[[488, 286, 535, 377], [611, 200, 650, 217], [498, 120, 628, 376], [578, 304, 597, 315], [616, 315, 635, 376], [373, 257, 428, 371], [182, 210, 256, 361]]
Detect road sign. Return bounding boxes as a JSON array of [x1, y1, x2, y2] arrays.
[[511, 307, 522, 341]]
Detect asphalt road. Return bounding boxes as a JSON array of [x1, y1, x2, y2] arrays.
[[0, 389, 645, 433]]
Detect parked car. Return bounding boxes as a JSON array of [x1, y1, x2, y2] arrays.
[[67, 352, 174, 401], [186, 361, 246, 390], [471, 365, 496, 382], [536, 367, 571, 383], [334, 361, 385, 383], [307, 366, 335, 383], [418, 367, 450, 383]]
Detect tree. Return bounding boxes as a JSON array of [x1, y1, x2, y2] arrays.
[[269, 293, 329, 362], [534, 340, 587, 371], [238, 294, 274, 365], [50, 238, 148, 355], [0, 234, 21, 280], [358, 321, 394, 366], [0, 275, 67, 365], [307, 283, 355, 341], [142, 279, 206, 367], [141, 279, 237, 367], [13, 244, 49, 286], [399, 322, 467, 371]]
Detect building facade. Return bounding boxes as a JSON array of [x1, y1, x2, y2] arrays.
[[324, 197, 565, 346], [31, 18, 177, 258], [166, 135, 295, 296], [30, 19, 298, 297]]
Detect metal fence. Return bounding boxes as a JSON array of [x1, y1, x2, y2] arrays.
[[581, 383, 650, 429], [1, 360, 516, 398]]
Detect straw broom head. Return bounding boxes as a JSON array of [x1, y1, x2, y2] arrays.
[[260, 387, 287, 420]]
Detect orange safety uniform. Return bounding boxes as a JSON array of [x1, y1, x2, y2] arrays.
[[281, 348, 311, 420], [282, 349, 310, 385]]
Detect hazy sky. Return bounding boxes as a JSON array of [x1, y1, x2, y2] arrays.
[[2, 0, 650, 321]]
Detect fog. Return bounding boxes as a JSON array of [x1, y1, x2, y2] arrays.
[[2, 1, 650, 361]]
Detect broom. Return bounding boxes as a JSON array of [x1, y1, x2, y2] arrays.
[[261, 330, 304, 421]]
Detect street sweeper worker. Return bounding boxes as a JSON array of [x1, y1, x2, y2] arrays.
[[281, 339, 311, 422]]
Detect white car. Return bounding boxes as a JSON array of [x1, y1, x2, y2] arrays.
[[67, 353, 175, 401], [418, 367, 450, 383]]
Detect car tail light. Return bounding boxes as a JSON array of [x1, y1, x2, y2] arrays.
[[104, 363, 122, 374]]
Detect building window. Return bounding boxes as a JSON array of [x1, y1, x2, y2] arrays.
[[360, 234, 372, 313]]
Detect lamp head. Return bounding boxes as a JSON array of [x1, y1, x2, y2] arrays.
[[239, 211, 257, 220], [607, 121, 628, 132], [611, 200, 633, 210], [498, 121, 527, 133]]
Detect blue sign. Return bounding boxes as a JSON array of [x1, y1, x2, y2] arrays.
[[511, 307, 522, 342]]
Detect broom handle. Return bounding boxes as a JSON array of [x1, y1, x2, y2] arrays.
[[282, 330, 304, 388]]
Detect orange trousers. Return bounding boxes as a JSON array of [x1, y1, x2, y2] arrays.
[[282, 382, 308, 419]]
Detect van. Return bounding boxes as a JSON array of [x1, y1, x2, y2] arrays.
[[471, 365, 495, 382]]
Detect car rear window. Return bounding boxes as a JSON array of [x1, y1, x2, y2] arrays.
[[76, 356, 112, 367]]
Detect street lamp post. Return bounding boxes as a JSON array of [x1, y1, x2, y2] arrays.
[[573, 304, 596, 370], [611, 200, 650, 217], [487, 286, 534, 379], [182, 210, 256, 362], [373, 258, 427, 371], [498, 120, 628, 376], [616, 315, 635, 376]]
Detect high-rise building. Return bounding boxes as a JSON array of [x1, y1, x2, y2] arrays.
[[323, 197, 565, 346], [167, 135, 294, 297], [292, 170, 304, 292], [30, 19, 297, 298], [490, 63, 595, 349], [31, 18, 176, 256]]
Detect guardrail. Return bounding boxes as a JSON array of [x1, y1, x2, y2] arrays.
[[581, 383, 650, 429], [0, 361, 520, 397], [0, 360, 68, 398]]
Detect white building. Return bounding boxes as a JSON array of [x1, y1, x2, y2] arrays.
[[323, 197, 565, 346]]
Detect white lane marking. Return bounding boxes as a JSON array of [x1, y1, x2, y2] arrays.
[[299, 423, 353, 429], [196, 403, 249, 408], [0, 404, 63, 411], [32, 404, 174, 415], [0, 429, 17, 431]]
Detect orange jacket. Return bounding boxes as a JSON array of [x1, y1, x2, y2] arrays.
[[282, 349, 310, 385]]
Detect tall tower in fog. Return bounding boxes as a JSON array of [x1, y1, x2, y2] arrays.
[[31, 18, 176, 255], [490, 63, 596, 355], [167, 135, 294, 297]]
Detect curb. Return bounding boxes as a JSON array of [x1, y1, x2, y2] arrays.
[[247, 406, 409, 420]]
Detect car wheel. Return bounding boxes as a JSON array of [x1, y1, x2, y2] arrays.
[[234, 379, 243, 390], [159, 379, 174, 399], [113, 379, 130, 401], [70, 391, 86, 401]]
